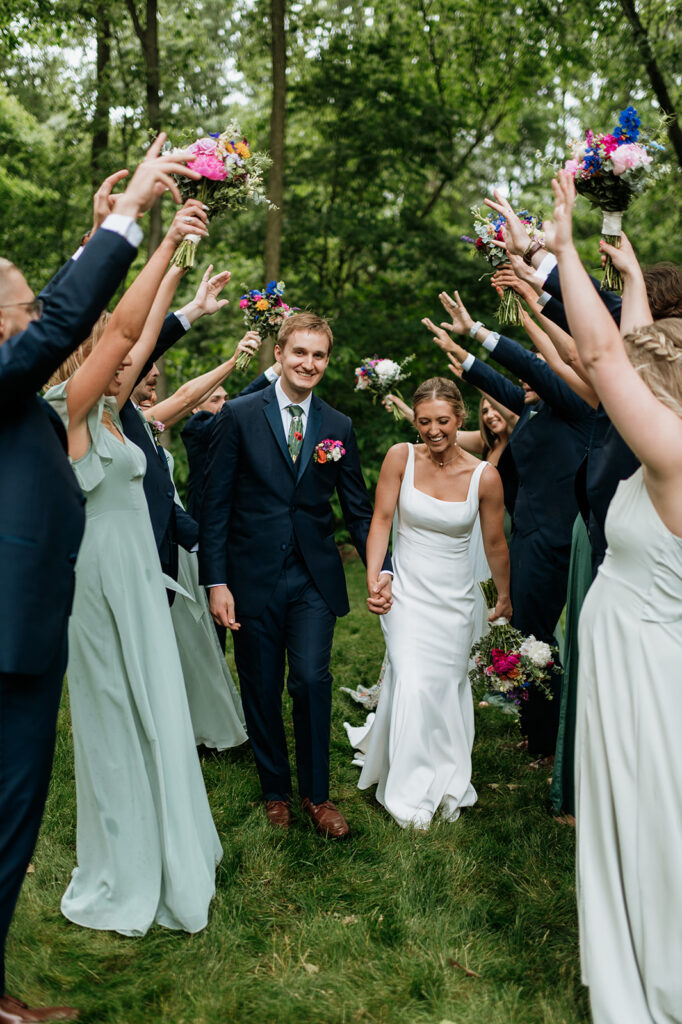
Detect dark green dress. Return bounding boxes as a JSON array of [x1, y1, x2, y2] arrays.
[[549, 514, 593, 816]]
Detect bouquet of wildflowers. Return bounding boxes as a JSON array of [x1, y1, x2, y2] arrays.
[[463, 208, 543, 327], [236, 280, 296, 371], [170, 122, 273, 269], [469, 579, 558, 706], [562, 106, 664, 291], [354, 355, 415, 421]]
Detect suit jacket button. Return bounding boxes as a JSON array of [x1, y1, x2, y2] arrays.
[[68, 552, 78, 563], [280, 543, 288, 551], [167, 488, 174, 498]]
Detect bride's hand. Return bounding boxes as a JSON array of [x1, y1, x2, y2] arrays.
[[367, 573, 393, 615], [489, 595, 512, 622]]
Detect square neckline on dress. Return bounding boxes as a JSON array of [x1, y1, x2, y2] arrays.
[[410, 444, 487, 504]]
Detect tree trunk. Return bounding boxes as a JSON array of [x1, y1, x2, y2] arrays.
[[91, 9, 111, 189], [618, 0, 682, 171], [260, 0, 286, 369]]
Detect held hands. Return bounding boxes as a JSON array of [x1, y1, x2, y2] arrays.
[[543, 171, 576, 256], [166, 199, 209, 247], [113, 132, 201, 219], [208, 585, 241, 631], [367, 573, 393, 615]]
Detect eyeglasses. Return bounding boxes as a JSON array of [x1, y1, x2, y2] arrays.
[[0, 298, 43, 318]]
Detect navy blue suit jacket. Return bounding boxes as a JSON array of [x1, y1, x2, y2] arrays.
[[199, 383, 390, 619], [0, 229, 137, 674], [542, 265, 621, 334], [181, 371, 274, 521], [463, 336, 593, 543]]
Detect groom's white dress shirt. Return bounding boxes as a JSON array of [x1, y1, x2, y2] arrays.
[[275, 377, 312, 437]]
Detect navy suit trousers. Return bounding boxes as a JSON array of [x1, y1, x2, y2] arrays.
[[233, 547, 336, 804], [0, 637, 67, 992], [510, 530, 569, 756]]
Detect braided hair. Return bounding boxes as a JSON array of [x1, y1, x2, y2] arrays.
[[623, 318, 682, 417]]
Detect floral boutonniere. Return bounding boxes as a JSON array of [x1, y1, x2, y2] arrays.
[[150, 420, 165, 440], [313, 439, 346, 464]]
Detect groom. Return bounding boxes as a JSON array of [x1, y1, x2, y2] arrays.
[[199, 313, 391, 837]]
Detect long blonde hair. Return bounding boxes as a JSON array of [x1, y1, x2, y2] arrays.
[[46, 311, 111, 389], [623, 318, 682, 418]]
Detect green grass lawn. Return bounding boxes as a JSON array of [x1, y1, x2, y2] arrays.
[[9, 558, 587, 1024]]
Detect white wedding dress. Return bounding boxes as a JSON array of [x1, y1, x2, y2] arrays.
[[346, 446, 488, 829]]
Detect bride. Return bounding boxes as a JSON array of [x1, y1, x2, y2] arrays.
[[348, 377, 511, 829]]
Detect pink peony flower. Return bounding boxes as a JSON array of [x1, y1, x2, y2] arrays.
[[188, 154, 227, 180], [188, 136, 218, 156], [239, 297, 249, 308], [563, 159, 580, 176], [609, 143, 652, 176]]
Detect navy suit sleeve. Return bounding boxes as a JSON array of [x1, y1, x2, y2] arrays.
[[237, 372, 272, 398], [135, 313, 187, 386], [198, 402, 238, 585], [0, 228, 137, 405], [175, 505, 199, 551], [541, 296, 571, 335], [489, 335, 590, 422], [545, 265, 621, 326], [38, 257, 76, 304], [462, 357, 526, 415], [336, 421, 392, 573]]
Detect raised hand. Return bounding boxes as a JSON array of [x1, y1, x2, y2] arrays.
[[91, 169, 130, 235], [437, 290, 475, 336], [421, 315, 457, 353], [484, 189, 534, 258], [543, 171, 577, 256], [446, 352, 464, 379], [491, 256, 538, 302], [192, 264, 231, 316], [166, 199, 209, 246], [600, 231, 640, 278], [113, 132, 201, 219], [383, 393, 414, 422]]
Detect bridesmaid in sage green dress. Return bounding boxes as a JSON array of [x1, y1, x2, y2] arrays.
[[45, 202, 223, 936]]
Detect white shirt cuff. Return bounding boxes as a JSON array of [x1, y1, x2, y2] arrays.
[[461, 353, 476, 372], [207, 583, 226, 588], [190, 543, 199, 553], [72, 246, 84, 261], [482, 334, 499, 353], [534, 253, 557, 285], [101, 213, 144, 248], [174, 311, 191, 332], [537, 291, 552, 308], [265, 365, 279, 382], [379, 569, 393, 577]]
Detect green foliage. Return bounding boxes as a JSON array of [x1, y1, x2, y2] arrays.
[[11, 560, 587, 1024]]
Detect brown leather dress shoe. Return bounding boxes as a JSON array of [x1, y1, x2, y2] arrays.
[[300, 798, 350, 839], [0, 994, 79, 1023], [264, 800, 291, 828]]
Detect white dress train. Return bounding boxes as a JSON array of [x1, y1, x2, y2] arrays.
[[346, 446, 487, 828]]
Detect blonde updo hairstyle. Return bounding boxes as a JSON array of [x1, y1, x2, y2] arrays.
[[46, 311, 111, 390], [412, 376, 467, 422], [622, 318, 682, 418]]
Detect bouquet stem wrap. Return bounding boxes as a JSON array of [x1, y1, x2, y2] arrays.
[[600, 210, 624, 293]]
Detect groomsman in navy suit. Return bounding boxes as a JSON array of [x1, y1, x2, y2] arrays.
[[0, 143, 197, 1023], [200, 313, 391, 838]]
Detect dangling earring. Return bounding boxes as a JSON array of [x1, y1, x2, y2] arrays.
[[415, 432, 422, 444]]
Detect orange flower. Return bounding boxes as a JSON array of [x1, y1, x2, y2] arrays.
[[235, 141, 251, 159], [255, 298, 269, 311], [317, 450, 327, 464]]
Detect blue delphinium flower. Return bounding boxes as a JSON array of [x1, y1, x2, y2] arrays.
[[265, 280, 278, 295], [583, 147, 602, 175], [615, 106, 641, 143]]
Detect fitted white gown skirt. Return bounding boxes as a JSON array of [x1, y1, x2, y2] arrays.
[[349, 448, 487, 829]]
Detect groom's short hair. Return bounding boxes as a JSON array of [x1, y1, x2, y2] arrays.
[[278, 312, 333, 353]]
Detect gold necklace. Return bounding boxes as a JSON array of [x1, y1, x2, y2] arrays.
[[427, 443, 460, 469]]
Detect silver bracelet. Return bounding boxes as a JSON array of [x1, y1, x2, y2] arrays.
[[469, 320, 484, 339]]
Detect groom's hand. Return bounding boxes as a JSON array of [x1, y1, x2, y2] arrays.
[[209, 584, 241, 630], [367, 573, 393, 615]]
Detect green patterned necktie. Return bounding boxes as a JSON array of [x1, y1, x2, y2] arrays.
[[287, 404, 304, 462]]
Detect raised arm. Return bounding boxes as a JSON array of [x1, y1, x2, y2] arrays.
[[519, 309, 598, 408], [147, 331, 260, 427], [545, 170, 682, 480], [599, 232, 652, 337]]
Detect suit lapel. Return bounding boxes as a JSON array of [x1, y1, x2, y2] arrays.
[[296, 396, 322, 482], [263, 389, 296, 475]]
